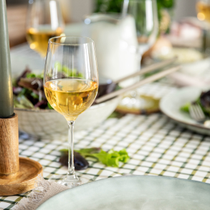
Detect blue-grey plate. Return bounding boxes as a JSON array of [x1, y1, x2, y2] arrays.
[[37, 175, 210, 210]]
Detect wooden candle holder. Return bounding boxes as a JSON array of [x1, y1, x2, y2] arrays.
[[0, 114, 43, 196]]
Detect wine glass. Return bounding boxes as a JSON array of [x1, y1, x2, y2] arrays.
[[196, 0, 210, 23], [118, 0, 159, 113], [196, 0, 210, 52], [26, 0, 64, 58], [128, 0, 159, 55], [44, 36, 99, 187]]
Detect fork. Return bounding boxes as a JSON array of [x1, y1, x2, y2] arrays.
[[189, 103, 210, 127]]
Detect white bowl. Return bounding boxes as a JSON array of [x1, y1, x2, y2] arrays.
[[11, 31, 120, 139], [152, 47, 210, 76], [15, 96, 120, 139]]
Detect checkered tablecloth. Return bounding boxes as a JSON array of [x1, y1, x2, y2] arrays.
[[1, 112, 210, 209], [2, 45, 209, 209]]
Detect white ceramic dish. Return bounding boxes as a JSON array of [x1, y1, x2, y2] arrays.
[[15, 96, 120, 138], [37, 175, 210, 210], [180, 55, 210, 77], [160, 86, 210, 135], [152, 48, 210, 77]]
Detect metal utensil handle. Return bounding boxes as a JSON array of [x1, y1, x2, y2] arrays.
[[95, 65, 181, 104], [115, 57, 177, 84]]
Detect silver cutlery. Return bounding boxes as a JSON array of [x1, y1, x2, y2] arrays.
[[189, 103, 210, 127]]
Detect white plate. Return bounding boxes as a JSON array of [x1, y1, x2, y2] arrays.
[[37, 175, 210, 210], [152, 47, 210, 77], [160, 86, 210, 135]]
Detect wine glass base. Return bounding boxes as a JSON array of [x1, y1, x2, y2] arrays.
[[59, 175, 81, 188], [48, 173, 92, 188]]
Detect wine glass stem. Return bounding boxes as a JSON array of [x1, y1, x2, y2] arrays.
[[67, 121, 76, 178]]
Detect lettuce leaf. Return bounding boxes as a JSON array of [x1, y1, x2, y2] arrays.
[[60, 148, 130, 167], [14, 95, 34, 109]]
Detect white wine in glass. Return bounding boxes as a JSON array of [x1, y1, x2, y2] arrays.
[[26, 0, 64, 57], [197, 0, 210, 23], [44, 79, 98, 121], [44, 36, 99, 187]]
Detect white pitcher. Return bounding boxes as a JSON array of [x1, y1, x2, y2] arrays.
[[83, 14, 140, 87]]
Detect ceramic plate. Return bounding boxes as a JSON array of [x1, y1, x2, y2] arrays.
[[160, 86, 210, 135], [37, 175, 210, 210]]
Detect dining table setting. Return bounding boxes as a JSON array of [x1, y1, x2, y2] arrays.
[[1, 0, 210, 209]]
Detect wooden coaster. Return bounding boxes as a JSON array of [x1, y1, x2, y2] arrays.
[[0, 157, 43, 196]]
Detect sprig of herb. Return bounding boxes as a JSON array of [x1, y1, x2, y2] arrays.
[[60, 148, 130, 168]]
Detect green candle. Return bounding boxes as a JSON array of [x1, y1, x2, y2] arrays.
[[0, 0, 13, 118]]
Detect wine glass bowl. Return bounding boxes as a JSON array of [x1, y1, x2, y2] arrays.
[[117, 0, 159, 114], [44, 79, 98, 121], [44, 36, 99, 187], [196, 0, 210, 23], [128, 0, 158, 54], [196, 0, 210, 52], [26, 0, 64, 57]]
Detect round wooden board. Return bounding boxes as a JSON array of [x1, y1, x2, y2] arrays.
[[0, 157, 43, 196]]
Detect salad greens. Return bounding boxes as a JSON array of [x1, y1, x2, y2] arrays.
[[54, 62, 83, 78], [26, 72, 43, 79], [60, 148, 130, 168], [13, 64, 117, 110], [180, 90, 210, 117], [14, 95, 34, 109], [13, 64, 84, 110]]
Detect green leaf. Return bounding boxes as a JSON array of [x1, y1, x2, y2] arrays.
[[31, 92, 39, 99], [73, 148, 130, 167], [196, 97, 210, 116], [26, 72, 43, 79], [62, 66, 70, 75], [26, 73, 36, 78], [75, 147, 101, 155], [18, 88, 28, 97], [118, 149, 130, 163], [55, 62, 62, 71], [14, 97, 28, 109], [47, 102, 54, 110], [180, 99, 210, 117], [14, 95, 34, 109], [59, 148, 68, 155], [54, 62, 84, 78], [180, 102, 190, 112], [108, 111, 124, 119], [93, 150, 110, 165], [91, 149, 130, 167]]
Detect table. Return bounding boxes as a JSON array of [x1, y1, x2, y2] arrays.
[[1, 112, 210, 209], [2, 44, 210, 209]]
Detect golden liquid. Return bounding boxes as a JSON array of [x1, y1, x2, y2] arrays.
[[26, 27, 63, 57], [44, 79, 98, 121], [196, 1, 210, 22]]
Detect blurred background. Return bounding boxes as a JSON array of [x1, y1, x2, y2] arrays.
[[9, 0, 210, 134], [8, 0, 210, 96], [6, 0, 199, 46]]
